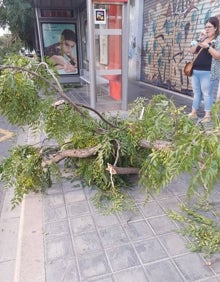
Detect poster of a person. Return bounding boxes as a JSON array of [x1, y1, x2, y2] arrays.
[[42, 23, 78, 75]]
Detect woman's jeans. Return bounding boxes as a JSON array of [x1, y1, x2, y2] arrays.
[[191, 70, 218, 112]]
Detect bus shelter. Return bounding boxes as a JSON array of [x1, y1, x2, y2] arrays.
[[32, 0, 130, 110]]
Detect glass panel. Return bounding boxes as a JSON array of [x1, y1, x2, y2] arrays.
[[94, 4, 122, 101], [42, 23, 79, 75]]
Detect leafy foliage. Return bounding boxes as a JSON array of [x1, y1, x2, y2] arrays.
[[0, 145, 51, 208], [0, 55, 55, 126], [0, 56, 220, 228], [168, 203, 220, 258], [0, 0, 34, 49]]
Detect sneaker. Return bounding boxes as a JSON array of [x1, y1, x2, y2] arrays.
[[188, 112, 198, 119], [200, 116, 211, 123]]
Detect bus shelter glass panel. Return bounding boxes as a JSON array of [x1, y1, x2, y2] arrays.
[[94, 4, 122, 101]]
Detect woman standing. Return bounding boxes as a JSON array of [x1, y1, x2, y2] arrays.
[[188, 16, 220, 122]]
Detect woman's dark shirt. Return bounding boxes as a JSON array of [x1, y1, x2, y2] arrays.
[[193, 46, 212, 71]]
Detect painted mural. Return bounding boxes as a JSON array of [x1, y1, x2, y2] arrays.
[[141, 0, 220, 95]]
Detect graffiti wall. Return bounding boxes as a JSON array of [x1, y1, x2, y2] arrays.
[[141, 0, 220, 95]]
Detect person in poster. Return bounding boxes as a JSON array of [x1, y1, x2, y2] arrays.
[[43, 24, 78, 74]]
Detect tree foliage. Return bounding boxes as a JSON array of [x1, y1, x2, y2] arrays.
[[0, 55, 220, 215], [0, 0, 34, 48], [168, 203, 220, 259]]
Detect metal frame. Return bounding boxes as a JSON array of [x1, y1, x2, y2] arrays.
[[86, 0, 129, 109]]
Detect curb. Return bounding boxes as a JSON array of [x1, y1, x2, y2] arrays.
[[14, 127, 45, 282], [14, 193, 45, 282]]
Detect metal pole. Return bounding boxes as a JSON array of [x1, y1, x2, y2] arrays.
[[87, 0, 96, 108], [34, 6, 44, 60], [121, 1, 130, 111]]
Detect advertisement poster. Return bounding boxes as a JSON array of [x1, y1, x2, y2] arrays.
[[42, 23, 78, 75]]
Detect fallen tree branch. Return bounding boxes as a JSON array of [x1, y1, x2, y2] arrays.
[[0, 64, 118, 128], [106, 163, 140, 175], [139, 139, 172, 150], [42, 146, 98, 166], [41, 139, 173, 169]]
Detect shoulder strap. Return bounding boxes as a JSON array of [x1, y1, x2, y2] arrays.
[[192, 48, 203, 63]]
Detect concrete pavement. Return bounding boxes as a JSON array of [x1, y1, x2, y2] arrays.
[[1, 81, 220, 281]]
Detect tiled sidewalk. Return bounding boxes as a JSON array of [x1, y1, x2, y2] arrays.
[[43, 174, 220, 282]]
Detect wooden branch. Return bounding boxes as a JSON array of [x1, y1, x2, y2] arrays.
[[41, 139, 173, 169], [106, 163, 139, 175], [42, 146, 98, 166], [139, 139, 172, 150]]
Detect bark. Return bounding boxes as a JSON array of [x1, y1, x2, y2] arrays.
[[42, 139, 173, 173], [106, 163, 140, 175], [42, 146, 98, 166], [139, 139, 172, 150]]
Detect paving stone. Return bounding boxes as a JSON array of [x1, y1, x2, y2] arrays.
[[45, 234, 75, 263], [83, 186, 98, 199], [127, 186, 149, 203], [73, 231, 103, 255], [106, 244, 140, 272], [157, 197, 181, 212], [158, 232, 189, 256], [70, 215, 96, 234], [173, 253, 215, 281], [167, 177, 188, 196], [0, 189, 21, 219], [204, 253, 220, 275], [139, 201, 165, 218], [69, 179, 84, 189], [144, 259, 184, 282], [66, 200, 90, 217], [117, 207, 144, 223], [44, 205, 67, 223], [134, 238, 168, 264], [151, 188, 175, 201], [98, 225, 129, 248], [45, 183, 62, 195], [87, 276, 114, 282], [147, 214, 176, 235], [123, 220, 154, 241], [0, 260, 15, 282], [113, 266, 149, 282], [199, 277, 220, 282], [62, 179, 85, 194], [64, 189, 86, 204], [209, 191, 220, 204], [0, 218, 20, 261], [46, 258, 79, 282], [44, 219, 70, 236], [93, 213, 119, 228], [44, 193, 65, 207], [78, 251, 111, 279]]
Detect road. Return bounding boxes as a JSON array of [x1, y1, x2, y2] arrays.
[[0, 116, 17, 217]]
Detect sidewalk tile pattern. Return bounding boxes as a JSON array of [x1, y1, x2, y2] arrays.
[[43, 177, 220, 282]]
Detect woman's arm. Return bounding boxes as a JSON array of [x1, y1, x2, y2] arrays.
[[208, 36, 220, 59]]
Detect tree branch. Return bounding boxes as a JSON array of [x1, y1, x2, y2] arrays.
[[42, 146, 98, 166], [0, 63, 118, 128], [106, 163, 139, 175], [139, 139, 172, 150]]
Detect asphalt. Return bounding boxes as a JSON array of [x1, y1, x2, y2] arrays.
[[0, 80, 220, 282]]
